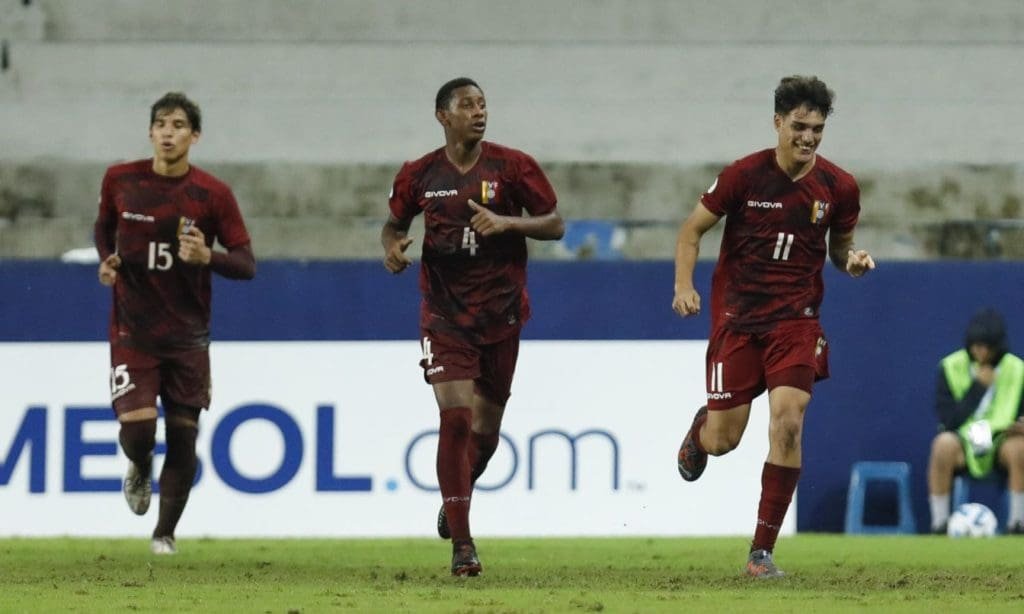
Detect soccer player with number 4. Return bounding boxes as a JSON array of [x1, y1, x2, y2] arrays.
[[672, 76, 875, 578], [381, 77, 564, 576], [94, 92, 255, 555]]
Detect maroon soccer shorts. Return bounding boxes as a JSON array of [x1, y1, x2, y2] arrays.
[[704, 319, 830, 410], [109, 343, 212, 416], [419, 329, 521, 406]]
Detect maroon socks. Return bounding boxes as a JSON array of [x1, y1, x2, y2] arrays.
[[752, 462, 801, 552], [437, 407, 473, 540]]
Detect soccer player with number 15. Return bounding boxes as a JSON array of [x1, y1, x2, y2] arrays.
[[94, 92, 255, 555]]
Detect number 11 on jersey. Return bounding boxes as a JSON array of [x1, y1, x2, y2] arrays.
[[772, 232, 794, 261]]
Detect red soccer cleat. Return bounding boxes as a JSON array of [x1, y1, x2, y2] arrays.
[[677, 406, 708, 481]]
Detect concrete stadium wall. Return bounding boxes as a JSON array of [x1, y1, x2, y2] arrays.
[[3, 39, 1023, 167], [2, 1, 1022, 260], [31, 0, 1024, 44], [3, 158, 1023, 260], [1, 0, 1022, 166]]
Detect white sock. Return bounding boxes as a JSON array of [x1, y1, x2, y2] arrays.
[[930, 494, 951, 530], [1009, 491, 1024, 527]]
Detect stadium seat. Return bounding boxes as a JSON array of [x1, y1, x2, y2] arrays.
[[952, 474, 1011, 533], [844, 461, 917, 534], [558, 220, 624, 260]]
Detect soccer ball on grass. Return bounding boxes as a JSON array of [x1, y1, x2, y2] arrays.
[[947, 502, 998, 538]]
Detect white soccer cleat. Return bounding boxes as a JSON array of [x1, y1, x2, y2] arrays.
[[123, 455, 153, 515], [150, 536, 177, 555]]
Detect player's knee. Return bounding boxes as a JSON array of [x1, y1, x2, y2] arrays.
[[702, 429, 741, 456], [163, 404, 200, 461], [164, 420, 199, 484], [931, 431, 961, 460], [118, 418, 157, 461], [1000, 434, 1024, 468], [166, 419, 198, 448]]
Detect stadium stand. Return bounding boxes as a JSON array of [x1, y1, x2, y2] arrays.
[[2, 0, 1023, 259]]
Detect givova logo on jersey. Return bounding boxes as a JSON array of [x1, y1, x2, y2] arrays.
[[746, 200, 783, 209], [425, 189, 459, 198]]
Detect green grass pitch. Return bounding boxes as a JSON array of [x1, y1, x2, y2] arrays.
[[1, 535, 1022, 612]]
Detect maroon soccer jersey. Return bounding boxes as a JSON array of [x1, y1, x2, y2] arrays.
[[389, 142, 558, 344], [701, 149, 860, 331], [94, 159, 251, 351]]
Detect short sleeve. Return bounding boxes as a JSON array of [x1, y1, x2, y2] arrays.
[[513, 153, 557, 216], [700, 162, 745, 217], [388, 162, 420, 222], [830, 175, 861, 235]]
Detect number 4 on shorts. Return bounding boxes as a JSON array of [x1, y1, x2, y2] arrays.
[[421, 337, 434, 366]]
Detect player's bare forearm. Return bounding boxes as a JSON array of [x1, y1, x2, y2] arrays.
[[672, 203, 718, 316], [672, 232, 701, 315], [829, 230, 875, 277], [467, 199, 564, 240], [510, 211, 565, 241], [828, 233, 854, 270]]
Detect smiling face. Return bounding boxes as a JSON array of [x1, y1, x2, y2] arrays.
[[774, 104, 825, 171], [436, 85, 487, 144], [149, 107, 199, 175]]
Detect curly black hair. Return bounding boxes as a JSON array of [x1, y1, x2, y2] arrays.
[[774, 76, 834, 118]]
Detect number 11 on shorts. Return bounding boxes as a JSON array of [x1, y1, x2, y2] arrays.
[[710, 361, 724, 393]]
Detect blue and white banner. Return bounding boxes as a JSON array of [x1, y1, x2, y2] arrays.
[[0, 341, 788, 538]]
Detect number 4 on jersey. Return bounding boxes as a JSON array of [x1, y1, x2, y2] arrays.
[[461, 227, 478, 256]]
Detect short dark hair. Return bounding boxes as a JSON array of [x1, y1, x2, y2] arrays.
[[435, 77, 481, 111], [150, 92, 201, 133], [774, 76, 834, 118]]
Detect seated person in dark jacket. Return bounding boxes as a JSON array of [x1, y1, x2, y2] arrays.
[[928, 308, 1024, 534]]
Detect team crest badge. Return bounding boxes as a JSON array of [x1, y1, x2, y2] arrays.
[[810, 200, 831, 224], [481, 181, 498, 204], [177, 216, 195, 236]]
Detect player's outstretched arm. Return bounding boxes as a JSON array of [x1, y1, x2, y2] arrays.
[[381, 215, 414, 274], [467, 199, 564, 240], [829, 230, 875, 277], [673, 202, 719, 317]]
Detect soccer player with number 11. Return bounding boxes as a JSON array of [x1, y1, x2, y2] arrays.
[[673, 76, 875, 577]]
